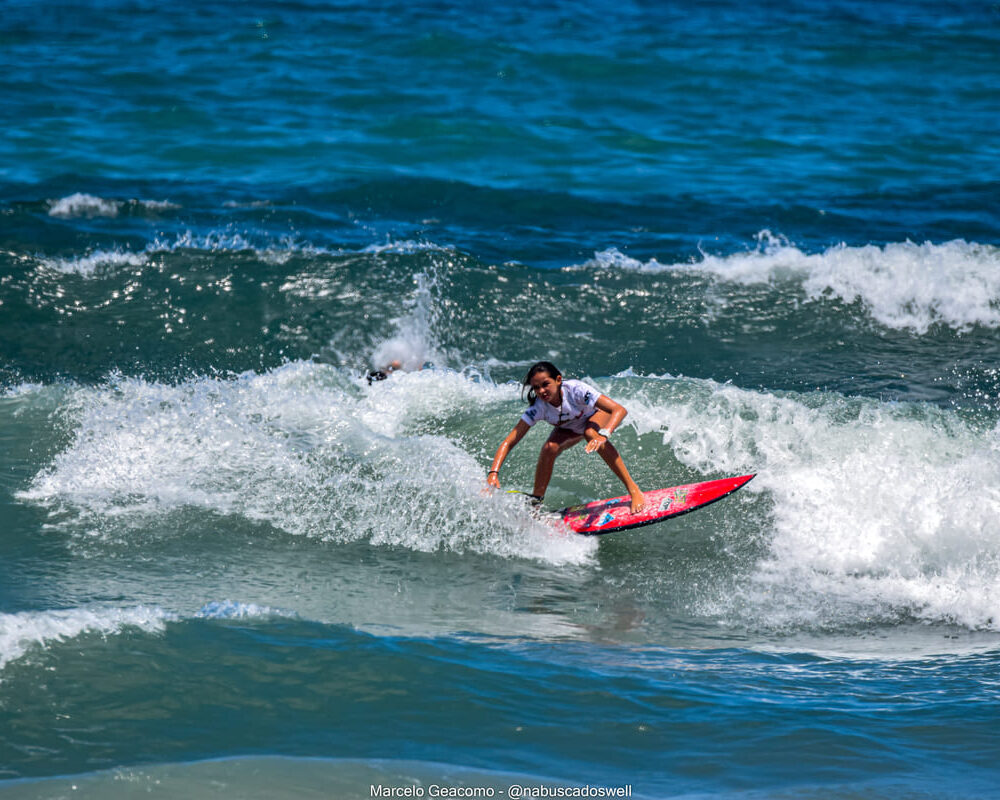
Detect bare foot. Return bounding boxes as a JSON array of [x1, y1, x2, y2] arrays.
[[629, 491, 646, 514]]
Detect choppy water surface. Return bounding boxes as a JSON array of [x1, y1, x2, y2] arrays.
[[2, 1, 1000, 797]]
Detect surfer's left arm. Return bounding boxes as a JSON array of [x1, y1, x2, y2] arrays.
[[584, 395, 628, 454]]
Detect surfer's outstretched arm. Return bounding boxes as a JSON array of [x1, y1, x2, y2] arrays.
[[487, 419, 530, 488]]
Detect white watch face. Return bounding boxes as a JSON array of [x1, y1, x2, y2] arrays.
[[598, 428, 611, 437]]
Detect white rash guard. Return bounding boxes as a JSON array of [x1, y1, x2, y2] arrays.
[[520, 379, 601, 435]]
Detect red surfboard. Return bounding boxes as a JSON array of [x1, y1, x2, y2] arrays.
[[561, 474, 755, 535]]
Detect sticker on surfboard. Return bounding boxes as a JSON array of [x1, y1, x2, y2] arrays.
[[560, 474, 755, 536]]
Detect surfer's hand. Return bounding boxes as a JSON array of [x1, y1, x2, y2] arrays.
[[486, 471, 501, 489], [585, 435, 606, 454]]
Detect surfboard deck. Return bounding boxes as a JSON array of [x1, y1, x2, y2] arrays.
[[560, 474, 755, 535]]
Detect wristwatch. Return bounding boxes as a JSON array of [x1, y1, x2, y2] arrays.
[[598, 428, 611, 438]]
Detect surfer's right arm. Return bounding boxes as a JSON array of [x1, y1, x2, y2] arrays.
[[487, 420, 531, 488]]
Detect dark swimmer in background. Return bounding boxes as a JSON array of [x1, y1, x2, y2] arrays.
[[368, 359, 403, 386], [366, 359, 403, 385]]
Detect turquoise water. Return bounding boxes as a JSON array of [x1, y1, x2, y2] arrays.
[[3, 1, 1000, 797]]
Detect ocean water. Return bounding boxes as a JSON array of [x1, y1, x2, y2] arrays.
[[2, 0, 1000, 797]]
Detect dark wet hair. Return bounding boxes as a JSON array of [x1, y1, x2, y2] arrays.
[[522, 361, 562, 404]]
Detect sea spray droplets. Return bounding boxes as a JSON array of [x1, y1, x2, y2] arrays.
[[19, 364, 592, 565], [370, 270, 445, 373]]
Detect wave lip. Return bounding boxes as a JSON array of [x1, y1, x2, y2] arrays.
[[0, 601, 304, 672], [0, 605, 176, 671]]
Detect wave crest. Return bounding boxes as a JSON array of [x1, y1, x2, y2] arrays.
[[18, 364, 593, 565], [0, 605, 176, 670], [591, 235, 1000, 333], [622, 375, 1000, 631]]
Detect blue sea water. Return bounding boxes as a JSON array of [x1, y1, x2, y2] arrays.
[[2, 0, 1000, 797]]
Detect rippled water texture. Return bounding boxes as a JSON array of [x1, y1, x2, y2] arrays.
[[3, 1, 1000, 797]]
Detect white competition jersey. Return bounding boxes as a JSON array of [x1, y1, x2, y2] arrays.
[[521, 379, 601, 434]]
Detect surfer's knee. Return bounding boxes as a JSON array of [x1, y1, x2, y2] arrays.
[[539, 439, 562, 460]]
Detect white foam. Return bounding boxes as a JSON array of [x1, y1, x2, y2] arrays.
[[48, 193, 122, 219], [19, 363, 593, 566], [584, 248, 666, 272], [36, 231, 310, 278], [0, 602, 303, 672], [358, 367, 513, 436], [0, 605, 176, 670], [590, 236, 1000, 333], [622, 375, 1000, 631], [46, 193, 179, 219], [39, 248, 149, 276], [1, 382, 47, 398]]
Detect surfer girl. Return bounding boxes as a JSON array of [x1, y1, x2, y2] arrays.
[[486, 362, 647, 514]]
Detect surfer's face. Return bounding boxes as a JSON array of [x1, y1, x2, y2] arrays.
[[530, 372, 562, 405]]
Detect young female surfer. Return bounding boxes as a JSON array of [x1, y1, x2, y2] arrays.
[[486, 362, 647, 514]]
